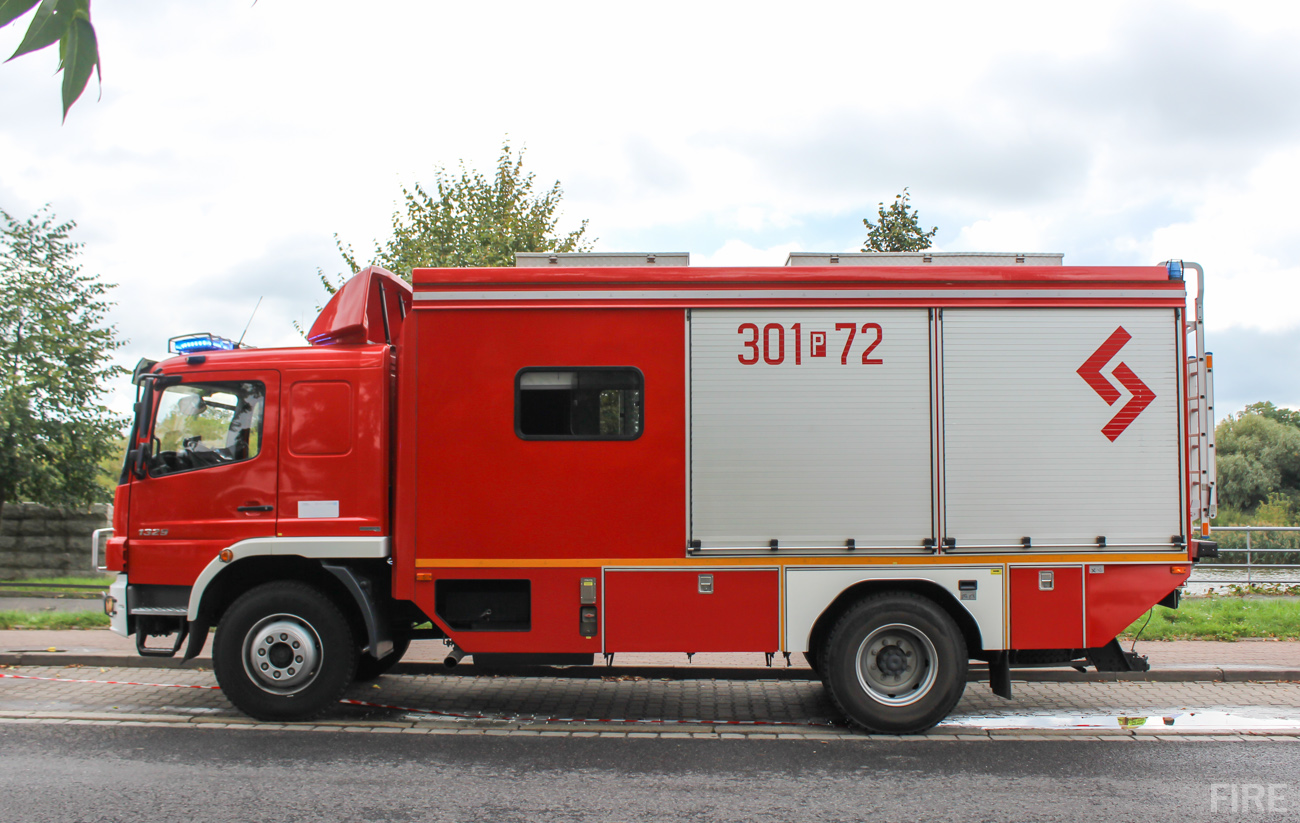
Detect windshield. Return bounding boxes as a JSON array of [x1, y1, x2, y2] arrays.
[[146, 381, 265, 476]]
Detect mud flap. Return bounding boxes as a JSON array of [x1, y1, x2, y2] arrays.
[[323, 563, 393, 660], [182, 618, 211, 662], [989, 651, 1012, 699]]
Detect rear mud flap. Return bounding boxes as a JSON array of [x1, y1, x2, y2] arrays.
[[989, 651, 1012, 699]]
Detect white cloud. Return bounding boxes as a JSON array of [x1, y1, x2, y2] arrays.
[[694, 239, 804, 268], [950, 213, 1056, 256], [1, 0, 1299, 415]]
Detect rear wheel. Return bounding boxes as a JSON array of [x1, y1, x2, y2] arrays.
[[822, 593, 967, 734], [213, 581, 358, 722], [354, 634, 411, 682]]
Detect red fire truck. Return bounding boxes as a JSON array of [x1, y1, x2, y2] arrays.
[[97, 252, 1217, 733]]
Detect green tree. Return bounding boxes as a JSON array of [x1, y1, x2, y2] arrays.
[[861, 188, 938, 252], [93, 432, 126, 497], [1214, 411, 1300, 514], [0, 205, 125, 512], [1241, 400, 1300, 430], [1, 0, 101, 122], [322, 142, 591, 294]]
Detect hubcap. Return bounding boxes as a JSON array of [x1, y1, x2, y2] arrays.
[[242, 615, 321, 695], [854, 623, 938, 707]]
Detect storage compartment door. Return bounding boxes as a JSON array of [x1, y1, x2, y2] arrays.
[[604, 569, 779, 652], [942, 309, 1182, 549], [1010, 566, 1084, 649], [690, 309, 933, 549]]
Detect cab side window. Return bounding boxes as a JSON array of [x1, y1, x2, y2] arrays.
[[148, 381, 265, 476]]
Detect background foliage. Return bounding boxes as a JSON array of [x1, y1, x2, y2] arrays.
[[861, 188, 938, 253], [1212, 402, 1300, 564], [0, 205, 124, 511], [1215, 402, 1300, 521], [319, 142, 591, 297]]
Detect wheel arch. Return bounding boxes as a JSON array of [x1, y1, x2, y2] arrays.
[[806, 579, 985, 667], [196, 556, 364, 635], [181, 536, 395, 662]]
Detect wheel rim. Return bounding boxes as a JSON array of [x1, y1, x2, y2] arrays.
[[854, 622, 938, 706], [242, 614, 322, 695]]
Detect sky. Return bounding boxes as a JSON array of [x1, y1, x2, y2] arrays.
[[1, 0, 1298, 417]]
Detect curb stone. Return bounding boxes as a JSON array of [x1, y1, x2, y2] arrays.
[[1, 711, 1299, 740]]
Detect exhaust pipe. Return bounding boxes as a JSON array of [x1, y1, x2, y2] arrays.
[[443, 645, 466, 668]]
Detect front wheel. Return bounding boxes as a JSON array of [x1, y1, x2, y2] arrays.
[[213, 582, 358, 722], [822, 593, 967, 734]]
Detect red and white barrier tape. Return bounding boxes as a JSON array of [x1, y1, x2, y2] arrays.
[[0, 672, 219, 690]]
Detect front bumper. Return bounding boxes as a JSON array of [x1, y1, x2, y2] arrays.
[[104, 574, 129, 637]]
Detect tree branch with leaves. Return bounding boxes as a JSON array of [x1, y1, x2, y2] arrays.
[[862, 188, 938, 253], [317, 141, 591, 301], [1, 0, 101, 121]]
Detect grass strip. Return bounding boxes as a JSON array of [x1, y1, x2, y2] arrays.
[[3, 576, 115, 586], [0, 611, 110, 630], [1121, 596, 1300, 641], [0, 575, 114, 597]]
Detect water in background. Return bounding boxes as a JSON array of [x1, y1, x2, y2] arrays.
[[1186, 567, 1299, 596]]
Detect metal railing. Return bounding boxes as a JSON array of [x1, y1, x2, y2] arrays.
[[1192, 526, 1300, 586]]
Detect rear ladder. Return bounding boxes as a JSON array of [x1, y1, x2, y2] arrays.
[[1182, 261, 1216, 533]]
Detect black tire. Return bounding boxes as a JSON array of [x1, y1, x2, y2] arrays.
[[213, 581, 358, 722], [821, 593, 967, 734], [354, 634, 411, 682]]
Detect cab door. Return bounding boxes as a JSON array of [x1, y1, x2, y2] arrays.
[[126, 372, 280, 585]]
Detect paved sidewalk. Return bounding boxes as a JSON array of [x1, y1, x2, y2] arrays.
[[1, 630, 1296, 682], [3, 664, 1300, 740]]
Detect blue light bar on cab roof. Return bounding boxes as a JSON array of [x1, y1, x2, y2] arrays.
[[168, 333, 237, 354]]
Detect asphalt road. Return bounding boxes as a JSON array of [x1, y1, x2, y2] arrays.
[[1, 723, 1297, 823]]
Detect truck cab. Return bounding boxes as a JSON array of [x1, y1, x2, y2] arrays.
[[103, 270, 421, 708]]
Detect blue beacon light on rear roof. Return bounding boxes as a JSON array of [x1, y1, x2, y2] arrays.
[[168, 333, 237, 355]]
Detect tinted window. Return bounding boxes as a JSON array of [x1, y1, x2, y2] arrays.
[[516, 368, 643, 440]]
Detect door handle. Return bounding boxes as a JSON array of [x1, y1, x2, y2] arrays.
[[237, 505, 274, 513]]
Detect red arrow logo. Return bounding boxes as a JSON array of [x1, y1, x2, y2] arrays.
[[1077, 326, 1155, 442]]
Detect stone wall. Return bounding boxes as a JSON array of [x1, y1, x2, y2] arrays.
[[0, 503, 112, 580]]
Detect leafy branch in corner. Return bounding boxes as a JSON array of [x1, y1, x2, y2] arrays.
[[1, 0, 101, 121]]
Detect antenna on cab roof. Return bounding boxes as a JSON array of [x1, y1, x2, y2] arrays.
[[236, 296, 263, 349]]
